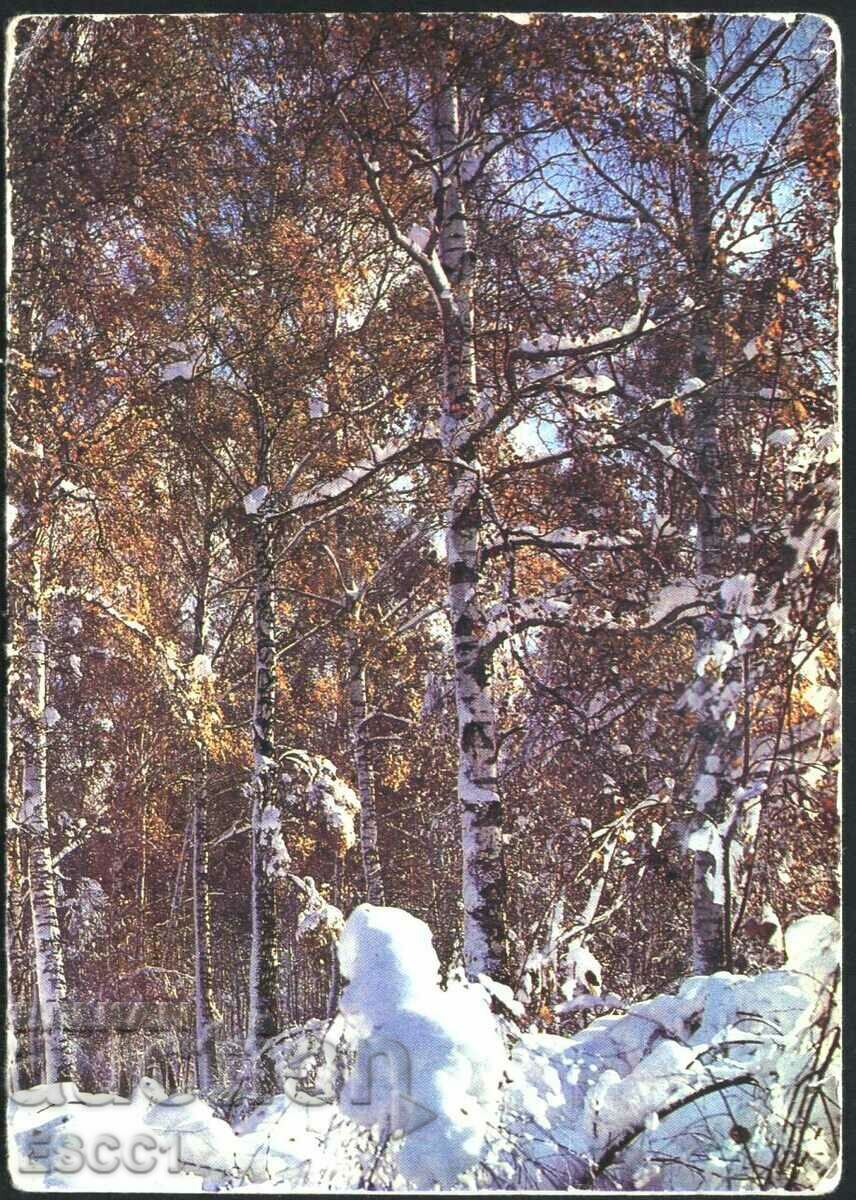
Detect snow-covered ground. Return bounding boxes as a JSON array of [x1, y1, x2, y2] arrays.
[[9, 908, 840, 1192]]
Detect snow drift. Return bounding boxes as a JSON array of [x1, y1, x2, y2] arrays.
[[9, 910, 840, 1192]]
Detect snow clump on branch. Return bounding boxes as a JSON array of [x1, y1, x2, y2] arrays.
[[304, 756, 361, 855], [296, 876, 345, 948]]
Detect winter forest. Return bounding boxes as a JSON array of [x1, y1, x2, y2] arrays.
[[7, 11, 841, 1193]]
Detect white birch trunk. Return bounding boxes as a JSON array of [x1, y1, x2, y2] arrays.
[[192, 778, 217, 1091], [7, 831, 31, 1089], [191, 539, 218, 1092], [686, 16, 742, 974], [246, 474, 280, 1097], [19, 522, 74, 1083], [431, 44, 509, 984]]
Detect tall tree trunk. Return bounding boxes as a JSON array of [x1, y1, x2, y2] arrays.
[[686, 16, 740, 974], [7, 832, 33, 1089], [246, 481, 280, 1096], [19, 521, 75, 1083], [192, 775, 218, 1090], [191, 535, 218, 1091], [138, 782, 149, 960], [326, 856, 343, 1018], [431, 40, 509, 984], [347, 611, 385, 905]]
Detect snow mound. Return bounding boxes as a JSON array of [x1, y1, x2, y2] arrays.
[[8, 1079, 215, 1190], [583, 918, 839, 1189], [784, 912, 838, 980], [337, 904, 508, 1189]]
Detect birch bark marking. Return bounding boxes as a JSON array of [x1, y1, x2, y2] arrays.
[[20, 520, 74, 1083], [347, 601, 385, 905], [686, 17, 739, 974], [191, 529, 218, 1091], [432, 40, 509, 984]]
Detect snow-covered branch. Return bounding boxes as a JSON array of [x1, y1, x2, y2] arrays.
[[481, 525, 638, 561]]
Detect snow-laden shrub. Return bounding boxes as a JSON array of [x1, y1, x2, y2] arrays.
[[496, 912, 840, 1191], [586, 914, 840, 1190], [337, 904, 507, 1189]]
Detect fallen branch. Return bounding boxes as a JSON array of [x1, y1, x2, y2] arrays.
[[594, 1072, 758, 1177]]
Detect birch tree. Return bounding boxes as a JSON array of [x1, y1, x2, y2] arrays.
[[668, 15, 835, 972], [13, 491, 76, 1083], [190, 506, 219, 1090], [532, 12, 837, 973], [326, 14, 535, 983]]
